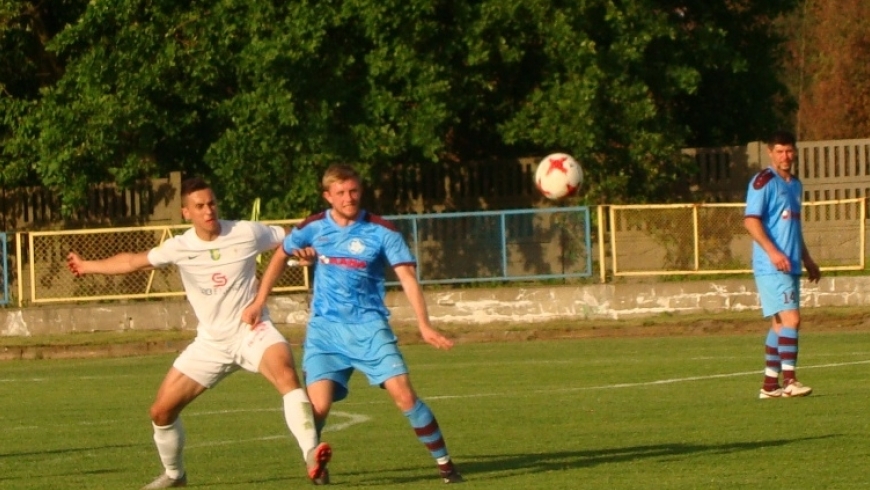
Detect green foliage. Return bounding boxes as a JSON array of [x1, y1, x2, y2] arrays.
[[0, 0, 800, 219], [787, 0, 870, 139]]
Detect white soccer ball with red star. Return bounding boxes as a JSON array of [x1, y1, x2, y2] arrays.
[[535, 153, 583, 200]]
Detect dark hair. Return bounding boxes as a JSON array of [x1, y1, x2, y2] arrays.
[[181, 177, 211, 199], [767, 130, 797, 148]]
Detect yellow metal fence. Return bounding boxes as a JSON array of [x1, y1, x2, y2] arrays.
[[8, 200, 868, 307], [16, 219, 308, 305], [607, 198, 866, 278]]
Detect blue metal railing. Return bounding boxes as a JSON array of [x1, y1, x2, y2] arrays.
[[385, 207, 592, 285]]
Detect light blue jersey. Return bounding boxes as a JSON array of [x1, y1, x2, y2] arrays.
[[284, 209, 415, 323], [285, 209, 416, 400], [744, 167, 804, 276]]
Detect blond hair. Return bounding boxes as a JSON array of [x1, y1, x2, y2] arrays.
[[321, 164, 361, 191]]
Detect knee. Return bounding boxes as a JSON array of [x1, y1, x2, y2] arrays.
[[393, 393, 418, 412], [311, 405, 330, 422], [149, 402, 176, 427]]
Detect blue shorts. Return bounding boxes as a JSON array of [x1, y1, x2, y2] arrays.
[[754, 273, 801, 317], [302, 317, 408, 402]]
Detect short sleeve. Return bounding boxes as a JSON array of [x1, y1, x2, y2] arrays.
[[745, 180, 766, 218], [383, 229, 415, 266], [146, 238, 181, 268], [251, 222, 286, 253], [284, 224, 312, 253]]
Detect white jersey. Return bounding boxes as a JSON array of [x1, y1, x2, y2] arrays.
[[148, 219, 285, 341]]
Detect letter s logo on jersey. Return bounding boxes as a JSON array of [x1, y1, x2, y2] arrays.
[[212, 273, 228, 287]]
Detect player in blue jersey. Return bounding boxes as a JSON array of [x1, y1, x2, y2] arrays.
[[744, 130, 821, 400], [244, 164, 463, 484]]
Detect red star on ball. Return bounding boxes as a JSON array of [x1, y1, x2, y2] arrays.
[[547, 156, 569, 175]]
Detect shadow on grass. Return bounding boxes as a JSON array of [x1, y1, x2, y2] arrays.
[[0, 443, 139, 460], [152, 435, 840, 487], [0, 444, 133, 483], [359, 435, 839, 485]]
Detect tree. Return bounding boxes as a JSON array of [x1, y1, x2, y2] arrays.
[[453, 0, 799, 203], [0, 0, 801, 220], [0, 0, 89, 186], [787, 0, 870, 140]]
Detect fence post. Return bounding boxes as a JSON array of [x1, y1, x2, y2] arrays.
[[168, 171, 182, 224], [598, 205, 607, 283], [746, 141, 767, 170]]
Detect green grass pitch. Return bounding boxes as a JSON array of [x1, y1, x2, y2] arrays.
[[1, 330, 869, 489]]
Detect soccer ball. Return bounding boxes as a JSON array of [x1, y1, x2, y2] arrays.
[[535, 153, 583, 200]]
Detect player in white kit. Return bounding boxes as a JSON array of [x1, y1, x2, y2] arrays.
[[66, 177, 331, 489]]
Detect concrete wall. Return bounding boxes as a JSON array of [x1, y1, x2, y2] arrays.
[[4, 276, 870, 337]]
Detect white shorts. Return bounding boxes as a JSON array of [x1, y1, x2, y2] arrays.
[[173, 320, 289, 388]]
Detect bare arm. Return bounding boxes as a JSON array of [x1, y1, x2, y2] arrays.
[[241, 245, 290, 326], [801, 241, 821, 283], [744, 216, 791, 273], [66, 251, 154, 277], [394, 264, 453, 350]]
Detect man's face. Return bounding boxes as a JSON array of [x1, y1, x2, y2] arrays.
[[181, 188, 220, 236], [768, 143, 797, 173], [323, 178, 362, 222]]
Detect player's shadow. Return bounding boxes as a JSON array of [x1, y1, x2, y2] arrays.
[[0, 443, 137, 459], [374, 435, 838, 485], [0, 468, 119, 483], [0, 444, 134, 483]]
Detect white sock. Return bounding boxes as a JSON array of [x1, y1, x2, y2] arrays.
[[152, 419, 186, 479], [283, 388, 318, 459]]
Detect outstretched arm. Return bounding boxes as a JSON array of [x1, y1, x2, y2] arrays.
[[394, 264, 453, 350], [66, 251, 154, 277]]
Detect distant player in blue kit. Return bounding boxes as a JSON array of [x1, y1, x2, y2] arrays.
[[243, 164, 463, 484], [744, 130, 821, 400]]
